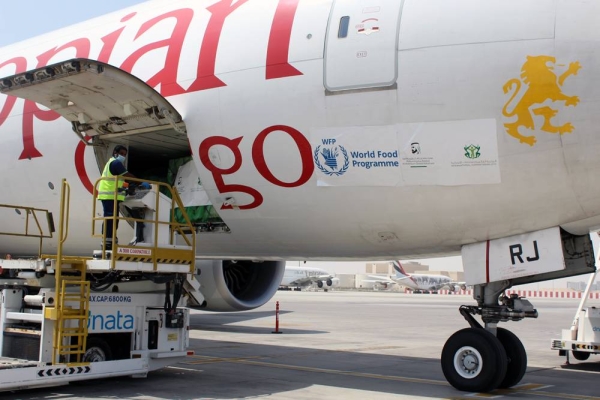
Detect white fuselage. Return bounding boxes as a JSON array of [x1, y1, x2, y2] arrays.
[[280, 266, 333, 288], [1, 0, 600, 260], [396, 274, 453, 291]]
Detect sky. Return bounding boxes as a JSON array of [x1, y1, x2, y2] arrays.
[[1, 1, 598, 290], [0, 1, 147, 48]]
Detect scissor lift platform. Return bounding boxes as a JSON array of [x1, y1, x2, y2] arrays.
[[0, 178, 201, 392]]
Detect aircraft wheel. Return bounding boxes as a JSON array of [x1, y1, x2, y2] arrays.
[[496, 328, 527, 388], [572, 351, 590, 361], [441, 328, 507, 392]]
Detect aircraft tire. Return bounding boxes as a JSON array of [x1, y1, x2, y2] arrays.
[[496, 328, 527, 388], [441, 328, 507, 393], [572, 351, 590, 361]]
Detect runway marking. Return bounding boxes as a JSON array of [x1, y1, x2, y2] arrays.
[[523, 392, 600, 400], [182, 355, 263, 365], [337, 345, 406, 352], [234, 359, 447, 386], [185, 355, 600, 400], [167, 366, 204, 373], [517, 384, 551, 390], [468, 386, 600, 400]]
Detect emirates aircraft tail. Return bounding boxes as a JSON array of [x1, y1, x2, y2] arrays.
[[392, 261, 410, 278]]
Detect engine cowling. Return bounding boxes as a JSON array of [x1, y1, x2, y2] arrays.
[[195, 260, 285, 311]]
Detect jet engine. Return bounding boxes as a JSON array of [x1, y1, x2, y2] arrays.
[[195, 260, 285, 311]]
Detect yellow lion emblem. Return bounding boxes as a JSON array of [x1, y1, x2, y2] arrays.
[[502, 55, 581, 146]]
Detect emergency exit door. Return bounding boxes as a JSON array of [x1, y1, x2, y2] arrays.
[[324, 0, 403, 92]]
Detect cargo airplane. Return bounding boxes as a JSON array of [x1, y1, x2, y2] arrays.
[[367, 261, 467, 292], [279, 265, 336, 290], [0, 0, 598, 393]]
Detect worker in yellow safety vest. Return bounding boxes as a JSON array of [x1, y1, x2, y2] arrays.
[[98, 145, 143, 250]]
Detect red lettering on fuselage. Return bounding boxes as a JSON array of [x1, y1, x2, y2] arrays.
[[120, 9, 193, 97], [266, 0, 303, 80], [0, 2, 308, 200], [98, 13, 137, 63], [21, 38, 91, 160], [199, 136, 264, 210], [252, 125, 313, 187], [0, 57, 27, 126], [199, 125, 315, 210], [187, 0, 249, 92], [75, 136, 94, 194]]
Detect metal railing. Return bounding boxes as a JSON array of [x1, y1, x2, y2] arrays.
[[0, 203, 54, 256], [91, 176, 196, 272]]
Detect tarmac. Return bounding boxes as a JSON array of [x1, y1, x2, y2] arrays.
[[4, 291, 600, 399]]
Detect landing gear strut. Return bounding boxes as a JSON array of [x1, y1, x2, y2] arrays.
[[441, 280, 537, 392]]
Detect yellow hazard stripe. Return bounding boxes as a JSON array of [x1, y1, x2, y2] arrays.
[[156, 258, 189, 264], [115, 256, 191, 264], [115, 256, 152, 263]]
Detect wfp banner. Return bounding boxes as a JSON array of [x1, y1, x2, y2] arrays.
[[311, 119, 500, 187]]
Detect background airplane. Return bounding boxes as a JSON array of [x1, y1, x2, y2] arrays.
[[365, 261, 467, 292], [279, 265, 337, 291]]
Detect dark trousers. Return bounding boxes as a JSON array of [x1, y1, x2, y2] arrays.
[[101, 199, 121, 249]]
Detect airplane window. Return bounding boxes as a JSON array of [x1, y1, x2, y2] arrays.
[[338, 16, 350, 38]]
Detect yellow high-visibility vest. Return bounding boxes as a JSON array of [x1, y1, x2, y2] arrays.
[[97, 158, 126, 201]]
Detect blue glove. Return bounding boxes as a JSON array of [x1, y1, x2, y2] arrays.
[[139, 182, 151, 190]]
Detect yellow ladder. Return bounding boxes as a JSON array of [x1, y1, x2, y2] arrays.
[[53, 259, 90, 364], [47, 180, 91, 365]]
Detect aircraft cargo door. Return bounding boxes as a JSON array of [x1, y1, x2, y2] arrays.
[[324, 0, 403, 92], [0, 58, 228, 233]]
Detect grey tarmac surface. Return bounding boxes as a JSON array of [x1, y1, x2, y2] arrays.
[[3, 291, 600, 399]]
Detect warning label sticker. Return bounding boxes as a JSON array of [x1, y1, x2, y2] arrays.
[[117, 247, 152, 256]]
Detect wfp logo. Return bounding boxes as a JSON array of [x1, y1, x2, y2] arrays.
[[314, 139, 349, 176]]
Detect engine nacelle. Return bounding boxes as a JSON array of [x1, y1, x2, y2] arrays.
[[195, 260, 285, 311]]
